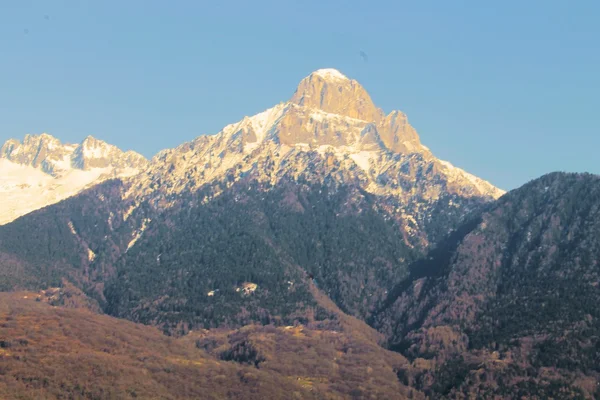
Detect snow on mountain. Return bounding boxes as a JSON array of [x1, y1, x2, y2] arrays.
[[312, 68, 349, 81], [118, 69, 504, 246], [0, 69, 503, 235], [127, 68, 503, 201], [0, 134, 148, 225]]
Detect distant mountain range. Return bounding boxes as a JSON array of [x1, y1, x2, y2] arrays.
[[0, 69, 597, 399], [0, 134, 147, 225]]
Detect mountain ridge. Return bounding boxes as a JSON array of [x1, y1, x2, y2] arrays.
[[0, 133, 147, 176], [0, 133, 148, 225], [126, 69, 503, 219], [1, 69, 504, 219], [0, 69, 507, 329]]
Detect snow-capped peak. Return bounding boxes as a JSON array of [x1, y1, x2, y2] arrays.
[[80, 136, 112, 158], [311, 68, 349, 81], [0, 133, 149, 225], [129, 64, 503, 211]]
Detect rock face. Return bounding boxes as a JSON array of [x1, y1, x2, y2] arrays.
[[290, 68, 383, 122], [289, 69, 424, 154], [0, 134, 148, 224]]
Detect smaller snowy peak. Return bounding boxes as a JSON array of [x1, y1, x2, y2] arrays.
[[71, 135, 147, 170], [311, 68, 349, 81], [1, 133, 148, 175], [0, 133, 149, 225], [75, 136, 113, 162], [1, 133, 72, 176], [123, 150, 149, 167], [0, 133, 148, 177]]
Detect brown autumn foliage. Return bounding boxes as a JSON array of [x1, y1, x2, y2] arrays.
[[0, 292, 420, 399], [37, 278, 103, 313]]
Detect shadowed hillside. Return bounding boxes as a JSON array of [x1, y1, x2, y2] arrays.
[[372, 173, 600, 399]]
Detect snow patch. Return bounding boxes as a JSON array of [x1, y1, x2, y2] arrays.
[[438, 159, 505, 198], [53, 154, 72, 172], [108, 212, 114, 231], [0, 157, 141, 225], [311, 145, 375, 174], [243, 142, 260, 153], [313, 69, 348, 81], [220, 103, 287, 154], [87, 248, 96, 262], [309, 112, 325, 123], [308, 108, 365, 124], [67, 221, 77, 235], [82, 142, 111, 159], [349, 151, 374, 173], [123, 205, 136, 221], [126, 218, 151, 252], [117, 167, 143, 178], [248, 104, 286, 142]]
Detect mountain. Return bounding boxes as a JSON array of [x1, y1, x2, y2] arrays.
[[0, 69, 504, 336], [130, 69, 502, 246], [1, 69, 598, 398], [0, 133, 148, 225], [371, 172, 600, 399]]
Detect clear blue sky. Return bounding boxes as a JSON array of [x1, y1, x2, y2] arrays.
[[1, 1, 598, 190]]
